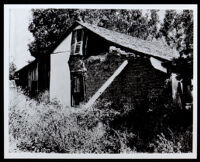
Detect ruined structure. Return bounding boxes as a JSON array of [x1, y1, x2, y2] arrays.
[[15, 21, 191, 108]]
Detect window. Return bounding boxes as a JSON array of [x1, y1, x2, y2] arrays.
[[71, 29, 84, 55]]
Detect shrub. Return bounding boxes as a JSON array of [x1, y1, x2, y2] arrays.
[[148, 126, 192, 153], [9, 88, 130, 153], [9, 87, 192, 153], [149, 133, 182, 153], [99, 88, 193, 153]]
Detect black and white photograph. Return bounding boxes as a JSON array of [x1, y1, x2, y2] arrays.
[[4, 4, 197, 159]]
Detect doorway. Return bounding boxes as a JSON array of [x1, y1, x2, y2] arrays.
[[71, 72, 85, 106]]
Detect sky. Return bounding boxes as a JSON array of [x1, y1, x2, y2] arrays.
[[9, 9, 34, 70], [9, 9, 167, 71]]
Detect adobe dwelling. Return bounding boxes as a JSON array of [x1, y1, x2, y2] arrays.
[[15, 21, 192, 108]]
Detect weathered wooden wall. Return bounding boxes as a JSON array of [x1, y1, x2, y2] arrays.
[[28, 62, 38, 95]]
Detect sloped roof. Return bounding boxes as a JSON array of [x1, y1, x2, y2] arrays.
[[15, 59, 37, 73], [77, 21, 179, 61], [17, 21, 179, 73]]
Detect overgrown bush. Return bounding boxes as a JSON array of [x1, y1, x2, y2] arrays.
[[149, 126, 192, 153], [9, 88, 132, 153], [97, 88, 193, 153], [9, 87, 192, 153], [149, 133, 182, 153]]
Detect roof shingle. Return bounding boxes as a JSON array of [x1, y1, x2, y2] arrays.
[[78, 21, 179, 61]]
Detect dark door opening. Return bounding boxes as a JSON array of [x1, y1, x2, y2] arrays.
[[71, 73, 85, 106]]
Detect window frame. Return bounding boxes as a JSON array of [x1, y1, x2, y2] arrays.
[[71, 29, 84, 55]]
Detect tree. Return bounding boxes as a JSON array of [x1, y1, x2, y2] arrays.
[[28, 9, 79, 57], [28, 9, 160, 57], [9, 62, 17, 80], [148, 10, 160, 39], [159, 10, 193, 80]]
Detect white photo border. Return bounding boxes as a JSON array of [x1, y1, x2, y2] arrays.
[[4, 4, 198, 159]]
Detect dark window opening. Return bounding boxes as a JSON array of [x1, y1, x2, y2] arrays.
[[76, 29, 82, 42], [86, 31, 111, 56]]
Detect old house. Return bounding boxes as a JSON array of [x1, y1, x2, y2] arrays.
[[15, 21, 191, 108]]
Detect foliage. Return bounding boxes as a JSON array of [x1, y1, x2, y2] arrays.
[[103, 86, 192, 152], [159, 10, 193, 79], [160, 10, 193, 54], [149, 133, 182, 153], [149, 126, 192, 153], [9, 87, 192, 153], [9, 62, 17, 80], [28, 9, 78, 56], [9, 88, 131, 153]]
